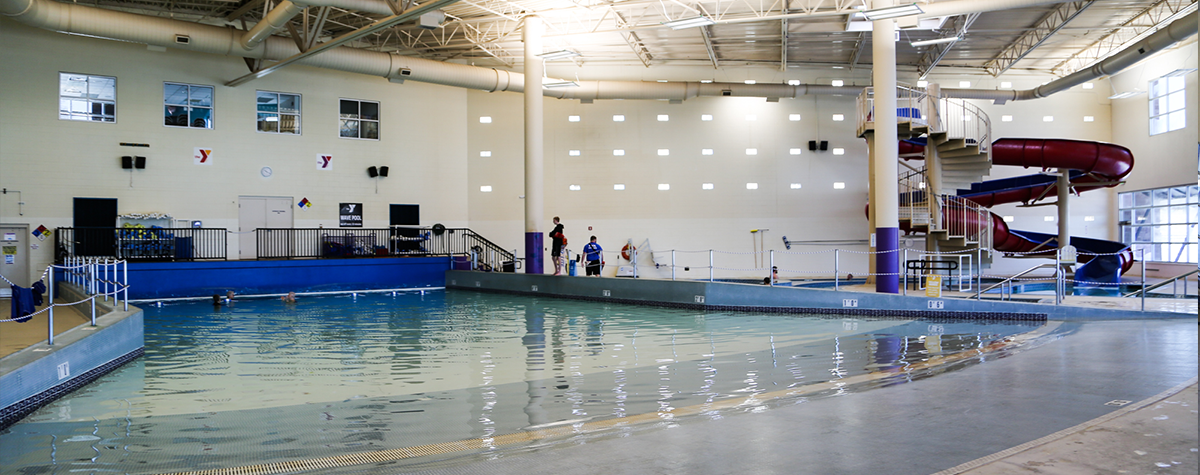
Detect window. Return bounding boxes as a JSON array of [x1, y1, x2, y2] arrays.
[[1119, 184, 1198, 263], [339, 99, 379, 139], [256, 91, 301, 134], [164, 82, 213, 128], [1149, 73, 1187, 135], [59, 72, 115, 122]]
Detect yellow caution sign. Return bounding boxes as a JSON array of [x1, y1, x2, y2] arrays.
[[925, 274, 942, 298]]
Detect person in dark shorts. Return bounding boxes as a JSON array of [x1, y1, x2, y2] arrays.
[[549, 216, 564, 275], [583, 236, 603, 276]]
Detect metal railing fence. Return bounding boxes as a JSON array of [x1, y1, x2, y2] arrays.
[[255, 226, 515, 271], [56, 227, 227, 261]]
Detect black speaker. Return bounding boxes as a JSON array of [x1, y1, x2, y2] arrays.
[[819, 141, 828, 151], [808, 141, 817, 151], [121, 156, 133, 169], [378, 166, 389, 177], [367, 166, 378, 177], [135, 156, 146, 169]]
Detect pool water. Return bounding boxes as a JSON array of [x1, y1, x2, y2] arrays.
[[0, 290, 1042, 473]]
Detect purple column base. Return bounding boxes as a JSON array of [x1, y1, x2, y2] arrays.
[[875, 227, 899, 294], [525, 232, 544, 274]]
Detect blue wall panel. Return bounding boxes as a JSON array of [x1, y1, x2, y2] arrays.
[[123, 258, 449, 298]]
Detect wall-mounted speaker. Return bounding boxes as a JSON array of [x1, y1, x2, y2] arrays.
[[378, 166, 389, 177], [367, 166, 379, 177], [135, 156, 146, 169], [808, 141, 817, 151], [819, 141, 829, 151], [121, 156, 133, 169]]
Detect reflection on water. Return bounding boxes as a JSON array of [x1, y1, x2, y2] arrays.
[[0, 290, 1042, 474]]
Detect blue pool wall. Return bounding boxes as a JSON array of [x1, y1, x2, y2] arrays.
[[446, 271, 1190, 321], [106, 257, 451, 299]]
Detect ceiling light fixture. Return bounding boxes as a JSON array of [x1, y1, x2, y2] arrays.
[[1108, 90, 1144, 99], [662, 15, 715, 29], [537, 50, 580, 60], [860, 3, 923, 21], [543, 79, 579, 88], [1162, 68, 1197, 78], [910, 36, 961, 47]]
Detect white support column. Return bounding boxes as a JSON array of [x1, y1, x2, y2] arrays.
[[523, 16, 545, 273], [1057, 168, 1070, 248], [871, 9, 900, 293]]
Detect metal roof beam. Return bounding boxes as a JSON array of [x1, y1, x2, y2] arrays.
[[916, 12, 978, 79], [1052, 0, 1197, 76], [984, 1, 1093, 77]]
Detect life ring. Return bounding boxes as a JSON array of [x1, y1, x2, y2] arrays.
[[431, 223, 446, 235], [621, 244, 636, 261]]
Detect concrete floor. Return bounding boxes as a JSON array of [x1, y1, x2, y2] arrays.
[[314, 318, 1197, 475], [0, 298, 90, 358]]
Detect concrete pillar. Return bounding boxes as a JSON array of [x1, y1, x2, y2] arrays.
[[1057, 168, 1070, 248], [925, 83, 944, 254], [523, 16, 545, 274], [871, 12, 900, 293]]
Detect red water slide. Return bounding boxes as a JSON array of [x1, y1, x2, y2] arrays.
[[908, 138, 1136, 274]]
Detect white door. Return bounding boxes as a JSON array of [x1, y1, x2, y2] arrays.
[[238, 197, 293, 259], [0, 225, 30, 296]]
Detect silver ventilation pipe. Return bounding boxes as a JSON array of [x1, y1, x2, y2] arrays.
[[241, 0, 307, 50], [943, 12, 1197, 103]]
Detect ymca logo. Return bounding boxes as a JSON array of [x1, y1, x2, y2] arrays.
[[316, 154, 333, 170], [194, 148, 212, 165]]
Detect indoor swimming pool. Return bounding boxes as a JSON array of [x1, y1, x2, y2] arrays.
[[0, 291, 1045, 474]]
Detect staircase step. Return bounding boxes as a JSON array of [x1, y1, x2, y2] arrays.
[[941, 162, 990, 171], [937, 139, 967, 151], [939, 147, 984, 158]]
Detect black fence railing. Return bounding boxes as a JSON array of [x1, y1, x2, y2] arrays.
[[55, 226, 515, 270], [256, 226, 516, 271], [56, 227, 228, 261]]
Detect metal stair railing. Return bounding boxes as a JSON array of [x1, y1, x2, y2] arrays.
[[938, 97, 991, 157], [1122, 268, 1198, 298], [898, 168, 932, 228], [855, 83, 932, 136], [937, 194, 992, 249], [981, 263, 1059, 301]]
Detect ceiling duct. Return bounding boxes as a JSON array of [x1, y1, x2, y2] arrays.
[[1, 0, 1195, 103]]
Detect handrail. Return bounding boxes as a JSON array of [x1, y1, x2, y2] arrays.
[[1122, 268, 1198, 298], [980, 263, 1058, 296]]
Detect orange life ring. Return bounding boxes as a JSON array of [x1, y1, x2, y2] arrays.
[[621, 244, 636, 260]]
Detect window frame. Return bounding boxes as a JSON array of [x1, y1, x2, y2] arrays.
[[338, 98, 380, 140], [1118, 184, 1198, 264], [164, 82, 215, 129], [1147, 74, 1186, 135], [59, 72, 116, 123], [256, 90, 302, 135]]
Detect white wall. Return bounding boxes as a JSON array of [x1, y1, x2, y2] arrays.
[[2, 18, 1194, 283], [467, 64, 876, 278], [0, 21, 470, 275]]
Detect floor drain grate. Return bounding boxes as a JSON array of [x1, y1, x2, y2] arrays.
[[1104, 400, 1133, 406]]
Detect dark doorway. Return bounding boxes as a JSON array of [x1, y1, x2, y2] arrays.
[[73, 197, 118, 257], [390, 204, 420, 253]]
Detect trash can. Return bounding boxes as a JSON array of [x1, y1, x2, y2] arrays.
[[502, 261, 516, 273], [452, 255, 471, 270]]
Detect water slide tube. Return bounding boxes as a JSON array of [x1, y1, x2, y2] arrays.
[[904, 138, 1135, 285]]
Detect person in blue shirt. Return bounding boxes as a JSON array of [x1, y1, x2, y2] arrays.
[[583, 236, 603, 276]]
